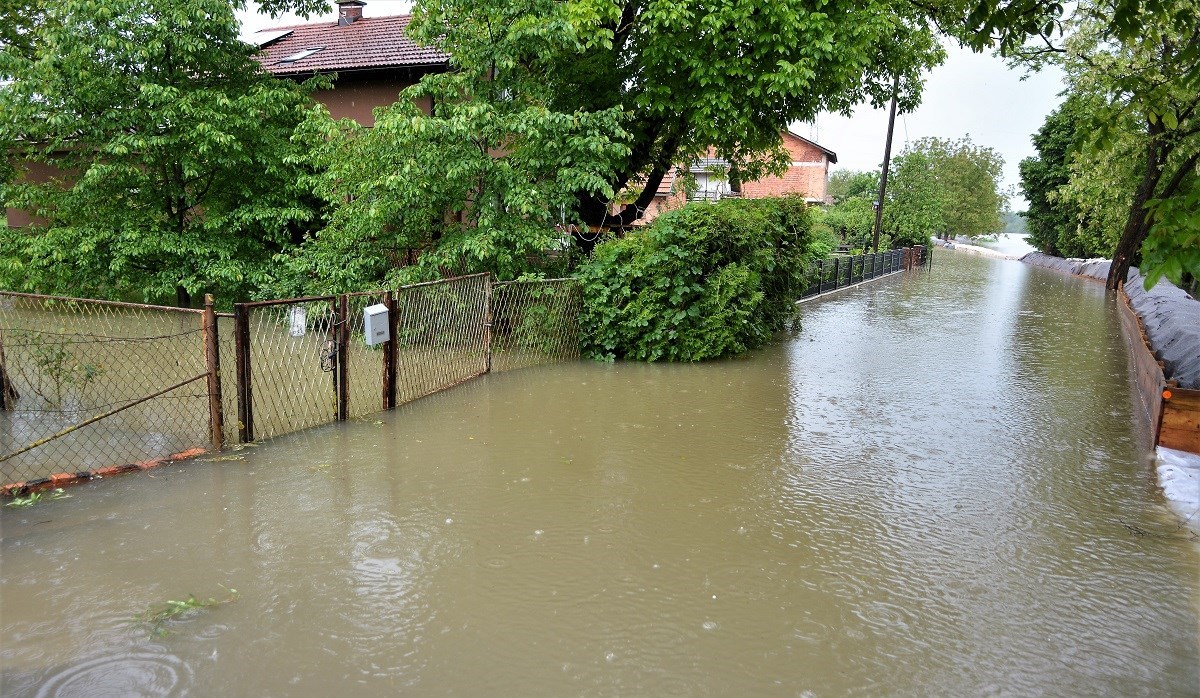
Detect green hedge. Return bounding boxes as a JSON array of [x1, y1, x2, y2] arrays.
[[577, 196, 826, 362]]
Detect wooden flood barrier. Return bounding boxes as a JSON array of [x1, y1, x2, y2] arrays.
[[1117, 283, 1200, 455], [1160, 388, 1200, 453]]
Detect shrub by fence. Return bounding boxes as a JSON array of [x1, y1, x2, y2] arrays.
[[1, 276, 579, 492], [578, 197, 820, 362], [577, 196, 929, 362]]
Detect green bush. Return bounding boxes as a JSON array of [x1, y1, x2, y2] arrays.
[[577, 196, 823, 362], [819, 197, 880, 249]]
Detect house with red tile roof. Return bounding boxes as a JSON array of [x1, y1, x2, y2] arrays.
[[247, 0, 449, 125], [634, 131, 837, 224]]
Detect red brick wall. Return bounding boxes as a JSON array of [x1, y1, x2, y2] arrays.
[[636, 188, 686, 224], [739, 133, 830, 201]]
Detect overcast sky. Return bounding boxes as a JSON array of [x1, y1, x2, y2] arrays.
[[800, 43, 1066, 211], [240, 4, 1066, 210]]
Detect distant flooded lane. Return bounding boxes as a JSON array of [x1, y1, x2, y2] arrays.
[[2, 251, 1197, 695]]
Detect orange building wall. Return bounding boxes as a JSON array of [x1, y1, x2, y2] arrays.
[[638, 188, 687, 223], [4, 160, 65, 228], [635, 133, 833, 225], [313, 74, 433, 125], [738, 133, 830, 201]]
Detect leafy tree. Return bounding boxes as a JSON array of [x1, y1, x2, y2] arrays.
[[883, 136, 1006, 244], [828, 170, 880, 205], [811, 169, 880, 249], [266, 0, 947, 279], [821, 198, 878, 250], [1074, 6, 1198, 289], [1052, 112, 1136, 259], [1019, 97, 1087, 256], [0, 0, 323, 304], [1002, 211, 1028, 235], [933, 137, 1007, 237], [0, 1, 44, 67], [1012, 0, 1199, 288], [413, 0, 949, 232], [272, 0, 631, 291], [884, 147, 945, 247]]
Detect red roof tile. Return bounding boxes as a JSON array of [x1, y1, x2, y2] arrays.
[[251, 14, 448, 76]]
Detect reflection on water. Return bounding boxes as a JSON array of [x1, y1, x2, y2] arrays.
[[967, 232, 1038, 258], [2, 252, 1197, 695]]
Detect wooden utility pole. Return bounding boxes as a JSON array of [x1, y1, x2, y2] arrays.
[[872, 73, 900, 253]]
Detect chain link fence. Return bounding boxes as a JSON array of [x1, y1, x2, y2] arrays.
[[393, 274, 489, 404], [236, 297, 339, 443], [226, 274, 504, 446], [0, 292, 215, 488], [490, 278, 582, 372], [0, 274, 718, 491], [2, 254, 931, 491]]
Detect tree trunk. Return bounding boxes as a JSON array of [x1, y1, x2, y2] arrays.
[[1107, 118, 1164, 291], [176, 285, 192, 308], [729, 161, 742, 194]]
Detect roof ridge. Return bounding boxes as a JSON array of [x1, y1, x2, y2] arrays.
[[255, 13, 413, 32]]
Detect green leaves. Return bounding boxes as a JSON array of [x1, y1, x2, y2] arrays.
[[400, 0, 946, 227], [577, 197, 818, 362], [1013, 0, 1199, 286], [1019, 96, 1096, 258], [884, 136, 1007, 245], [0, 0, 322, 304], [274, 8, 632, 294]]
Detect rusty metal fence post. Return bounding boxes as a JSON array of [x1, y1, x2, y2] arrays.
[[0, 332, 16, 411], [234, 303, 254, 443], [202, 294, 224, 452], [383, 291, 398, 410], [483, 274, 494, 374], [336, 295, 350, 422]]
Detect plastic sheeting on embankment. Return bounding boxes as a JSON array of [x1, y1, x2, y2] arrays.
[[1124, 268, 1200, 390], [1019, 251, 1112, 281], [1020, 252, 1199, 390]]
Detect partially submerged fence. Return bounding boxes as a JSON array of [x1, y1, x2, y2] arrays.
[[2, 245, 920, 492], [799, 245, 929, 300], [490, 278, 582, 372], [0, 293, 221, 489], [1, 276, 580, 492]]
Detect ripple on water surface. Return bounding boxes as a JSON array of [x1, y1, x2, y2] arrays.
[[0, 252, 1197, 694], [27, 650, 191, 698]]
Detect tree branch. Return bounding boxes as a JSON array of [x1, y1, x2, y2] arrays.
[[1157, 150, 1200, 200]]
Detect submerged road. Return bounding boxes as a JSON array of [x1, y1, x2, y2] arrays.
[[2, 250, 1197, 694]]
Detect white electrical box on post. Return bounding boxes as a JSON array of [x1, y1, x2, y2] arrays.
[[363, 304, 390, 346]]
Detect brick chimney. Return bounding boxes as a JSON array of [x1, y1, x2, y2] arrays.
[[337, 0, 366, 26]]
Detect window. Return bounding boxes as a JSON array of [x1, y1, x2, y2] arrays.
[[279, 47, 324, 64]]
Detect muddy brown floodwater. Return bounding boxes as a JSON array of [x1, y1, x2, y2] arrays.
[[2, 251, 1198, 695]]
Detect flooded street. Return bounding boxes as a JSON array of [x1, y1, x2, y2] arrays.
[[2, 251, 1197, 695]]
